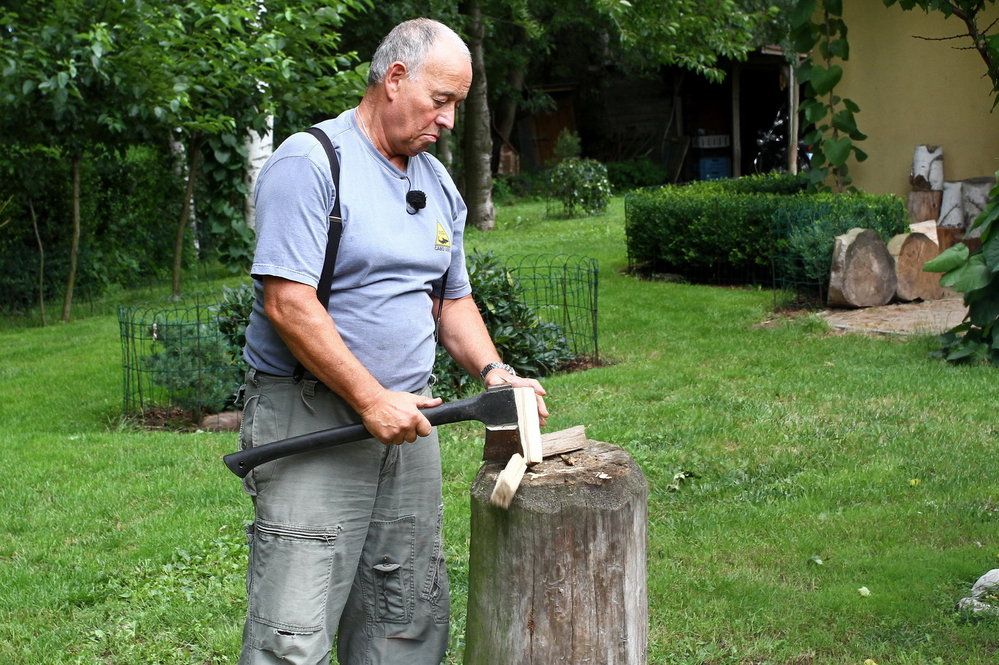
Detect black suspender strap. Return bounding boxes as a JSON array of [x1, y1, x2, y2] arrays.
[[293, 124, 451, 380], [305, 126, 343, 310], [293, 127, 342, 381]]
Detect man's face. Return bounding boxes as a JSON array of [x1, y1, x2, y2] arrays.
[[388, 41, 472, 157]]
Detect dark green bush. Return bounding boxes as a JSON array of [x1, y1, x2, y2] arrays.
[[625, 184, 780, 282], [145, 320, 242, 415], [548, 158, 611, 217], [216, 283, 256, 363], [432, 250, 574, 401], [606, 158, 668, 193], [774, 193, 909, 287], [625, 175, 907, 289]]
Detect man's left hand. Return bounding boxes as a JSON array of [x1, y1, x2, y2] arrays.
[[483, 370, 549, 428]]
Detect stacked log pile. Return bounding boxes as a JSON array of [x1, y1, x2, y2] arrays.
[[827, 145, 994, 308]]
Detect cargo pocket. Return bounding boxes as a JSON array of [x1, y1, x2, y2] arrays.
[[421, 503, 450, 623], [248, 519, 340, 644], [362, 515, 416, 624]]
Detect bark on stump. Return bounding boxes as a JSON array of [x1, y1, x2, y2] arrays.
[[887, 232, 947, 301], [828, 228, 897, 308], [464, 440, 648, 665], [910, 144, 944, 191], [907, 190, 942, 223]]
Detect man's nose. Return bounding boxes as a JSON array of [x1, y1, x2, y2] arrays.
[[436, 105, 455, 130]]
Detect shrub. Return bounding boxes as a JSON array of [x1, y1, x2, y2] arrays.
[[625, 176, 907, 290], [145, 320, 242, 416], [552, 128, 582, 162], [774, 193, 909, 288], [548, 158, 611, 217], [432, 250, 574, 401], [606, 158, 669, 193], [216, 283, 255, 360]]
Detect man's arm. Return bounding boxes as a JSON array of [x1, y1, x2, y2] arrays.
[[433, 294, 549, 426], [263, 276, 442, 444]]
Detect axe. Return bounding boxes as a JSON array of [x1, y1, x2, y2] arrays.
[[222, 385, 541, 481]]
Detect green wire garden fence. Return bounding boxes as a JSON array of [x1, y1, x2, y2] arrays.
[[118, 254, 599, 420], [118, 297, 244, 421], [505, 254, 600, 361]]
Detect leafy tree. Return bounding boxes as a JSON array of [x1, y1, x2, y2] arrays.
[[0, 1, 153, 320], [144, 0, 367, 296]]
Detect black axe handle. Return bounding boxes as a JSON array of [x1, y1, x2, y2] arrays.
[[222, 388, 516, 478]]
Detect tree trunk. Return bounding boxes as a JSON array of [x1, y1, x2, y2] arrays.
[[61, 155, 81, 323], [437, 127, 453, 172], [495, 66, 525, 147], [173, 137, 203, 298], [244, 116, 274, 231], [461, 0, 495, 231], [465, 438, 648, 664], [28, 199, 46, 326]]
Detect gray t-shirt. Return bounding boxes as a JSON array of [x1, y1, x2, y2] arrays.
[[243, 108, 472, 392]]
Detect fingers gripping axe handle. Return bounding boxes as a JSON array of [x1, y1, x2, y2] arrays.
[[222, 387, 521, 478]]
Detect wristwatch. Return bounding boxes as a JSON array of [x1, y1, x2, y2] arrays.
[[479, 361, 516, 380]]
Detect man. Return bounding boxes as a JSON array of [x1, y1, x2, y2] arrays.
[[238, 18, 547, 665]]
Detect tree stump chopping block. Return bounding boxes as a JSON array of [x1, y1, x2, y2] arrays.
[[464, 440, 648, 665]]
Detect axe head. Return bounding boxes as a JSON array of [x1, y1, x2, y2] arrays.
[[483, 385, 542, 464]]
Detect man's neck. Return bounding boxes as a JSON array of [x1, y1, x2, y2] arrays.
[[356, 101, 407, 171]]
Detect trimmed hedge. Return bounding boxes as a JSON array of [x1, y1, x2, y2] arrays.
[[625, 173, 908, 290]]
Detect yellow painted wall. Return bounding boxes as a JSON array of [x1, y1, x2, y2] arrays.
[[837, 2, 999, 196]]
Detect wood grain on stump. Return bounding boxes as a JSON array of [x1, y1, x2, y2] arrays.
[[887, 232, 947, 301], [464, 440, 648, 665], [828, 228, 897, 308]]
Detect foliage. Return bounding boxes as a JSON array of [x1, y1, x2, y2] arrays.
[[548, 158, 611, 217], [0, 144, 183, 312], [625, 176, 907, 288], [605, 158, 669, 193], [607, 0, 785, 82], [706, 171, 809, 195], [790, 0, 868, 192], [432, 250, 573, 401], [216, 283, 256, 358], [626, 181, 780, 282], [145, 319, 242, 415], [552, 128, 582, 163], [924, 175, 999, 365], [492, 171, 549, 202], [774, 191, 909, 287]]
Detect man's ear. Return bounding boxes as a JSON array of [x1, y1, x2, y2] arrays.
[[384, 61, 408, 100]]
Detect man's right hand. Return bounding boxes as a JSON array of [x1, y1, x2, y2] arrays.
[[358, 390, 444, 445]]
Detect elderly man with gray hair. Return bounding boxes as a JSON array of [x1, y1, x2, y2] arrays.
[[237, 17, 548, 665]]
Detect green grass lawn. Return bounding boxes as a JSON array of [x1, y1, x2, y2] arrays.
[[2, 196, 997, 664]]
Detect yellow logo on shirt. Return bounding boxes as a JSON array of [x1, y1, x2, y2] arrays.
[[435, 222, 451, 251]]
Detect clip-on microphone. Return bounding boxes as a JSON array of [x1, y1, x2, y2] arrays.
[[406, 189, 427, 215], [404, 174, 426, 215]]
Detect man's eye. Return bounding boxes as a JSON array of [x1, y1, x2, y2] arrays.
[[433, 98, 447, 107]]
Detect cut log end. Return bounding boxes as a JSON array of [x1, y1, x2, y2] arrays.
[[828, 228, 897, 308]]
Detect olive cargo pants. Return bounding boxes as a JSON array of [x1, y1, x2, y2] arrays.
[[238, 370, 449, 665]]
